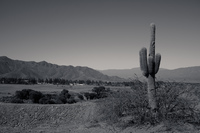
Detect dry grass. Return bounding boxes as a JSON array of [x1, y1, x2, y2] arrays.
[[96, 80, 200, 132]]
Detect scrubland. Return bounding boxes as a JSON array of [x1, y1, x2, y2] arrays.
[[0, 82, 200, 133]]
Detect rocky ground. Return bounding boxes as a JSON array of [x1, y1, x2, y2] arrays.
[[0, 101, 200, 133]]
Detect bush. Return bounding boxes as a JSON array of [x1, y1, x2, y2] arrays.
[[9, 88, 82, 104], [39, 96, 50, 104], [39, 94, 59, 104], [83, 92, 98, 100], [83, 92, 90, 100], [97, 80, 200, 126], [59, 89, 71, 103], [156, 81, 200, 124], [92, 86, 107, 98], [88, 93, 98, 100], [39, 89, 72, 104], [15, 89, 33, 100], [29, 91, 43, 103], [77, 94, 84, 100], [66, 97, 76, 104], [15, 89, 43, 103], [130, 81, 200, 125], [97, 89, 139, 124], [11, 97, 24, 103]]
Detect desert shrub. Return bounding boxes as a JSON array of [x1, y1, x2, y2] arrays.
[[11, 97, 24, 103], [89, 92, 98, 99], [15, 89, 33, 99], [9, 88, 82, 104], [66, 97, 76, 104], [15, 89, 43, 103], [97, 80, 148, 124], [97, 80, 200, 126], [92, 86, 107, 98], [39, 94, 59, 104], [83, 92, 90, 100], [0, 96, 13, 103], [39, 96, 50, 104], [156, 81, 200, 124], [0, 96, 24, 103], [84, 92, 98, 100], [77, 94, 84, 100], [130, 81, 200, 125], [59, 89, 71, 103], [29, 91, 43, 103], [96, 89, 137, 124]]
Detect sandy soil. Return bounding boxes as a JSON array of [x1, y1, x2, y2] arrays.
[[0, 101, 117, 133], [0, 101, 200, 133]]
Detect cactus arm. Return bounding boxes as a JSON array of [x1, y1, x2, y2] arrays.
[[139, 47, 149, 77], [155, 53, 161, 74]]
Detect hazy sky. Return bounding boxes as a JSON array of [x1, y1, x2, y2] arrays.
[[0, 0, 200, 70]]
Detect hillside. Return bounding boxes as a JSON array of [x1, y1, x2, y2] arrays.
[[100, 67, 200, 83], [0, 56, 123, 82], [0, 101, 198, 133]]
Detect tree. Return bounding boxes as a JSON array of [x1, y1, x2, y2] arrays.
[[29, 91, 43, 103], [59, 89, 71, 103], [92, 86, 106, 98]]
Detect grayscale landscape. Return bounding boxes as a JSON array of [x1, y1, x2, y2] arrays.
[[0, 0, 200, 133]]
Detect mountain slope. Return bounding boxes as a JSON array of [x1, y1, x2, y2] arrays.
[[0, 56, 123, 81], [157, 66, 200, 83], [101, 67, 200, 83], [100, 68, 142, 79]]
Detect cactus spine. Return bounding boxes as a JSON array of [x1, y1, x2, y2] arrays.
[[139, 23, 161, 112]]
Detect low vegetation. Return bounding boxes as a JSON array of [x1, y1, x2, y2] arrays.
[[0, 86, 111, 104], [1, 80, 200, 132], [11, 89, 76, 104], [97, 80, 200, 130]]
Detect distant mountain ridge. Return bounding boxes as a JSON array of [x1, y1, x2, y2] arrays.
[[0, 56, 123, 81], [100, 66, 200, 83], [1, 56, 199, 83]]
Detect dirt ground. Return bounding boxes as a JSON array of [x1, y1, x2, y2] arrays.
[[0, 84, 200, 133], [1, 101, 200, 133]]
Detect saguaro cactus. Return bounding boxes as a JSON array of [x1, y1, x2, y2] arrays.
[[139, 23, 161, 112]]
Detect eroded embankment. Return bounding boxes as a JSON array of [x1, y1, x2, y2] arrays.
[[0, 101, 97, 133]]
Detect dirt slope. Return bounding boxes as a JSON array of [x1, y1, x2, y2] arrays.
[[0, 101, 119, 133], [0, 101, 199, 133]]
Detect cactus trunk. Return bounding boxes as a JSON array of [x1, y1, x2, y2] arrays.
[[147, 73, 157, 110], [139, 23, 161, 112]]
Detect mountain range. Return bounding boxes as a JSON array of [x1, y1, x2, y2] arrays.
[[0, 56, 123, 82], [0, 56, 199, 83], [100, 67, 200, 83]]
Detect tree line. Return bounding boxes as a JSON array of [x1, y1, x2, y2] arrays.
[[0, 77, 134, 86]]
